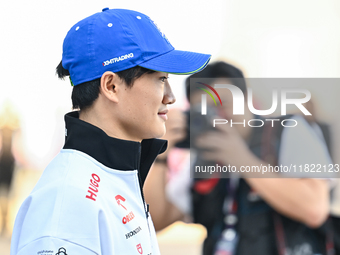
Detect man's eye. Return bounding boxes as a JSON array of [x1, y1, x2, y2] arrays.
[[160, 76, 168, 82]]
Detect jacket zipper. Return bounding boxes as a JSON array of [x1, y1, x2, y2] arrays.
[[137, 145, 155, 252], [137, 145, 149, 218]]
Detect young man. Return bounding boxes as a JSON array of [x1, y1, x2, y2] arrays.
[[10, 8, 211, 255]]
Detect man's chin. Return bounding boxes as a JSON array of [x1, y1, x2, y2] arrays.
[[143, 129, 166, 140]]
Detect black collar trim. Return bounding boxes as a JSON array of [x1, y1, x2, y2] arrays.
[[63, 111, 167, 185]]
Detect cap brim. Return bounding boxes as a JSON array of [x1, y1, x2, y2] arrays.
[[138, 50, 211, 75]]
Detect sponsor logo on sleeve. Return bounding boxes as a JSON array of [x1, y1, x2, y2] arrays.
[[115, 194, 135, 224], [125, 226, 142, 239], [85, 173, 100, 201], [37, 250, 53, 255], [136, 244, 143, 254], [122, 211, 135, 224], [55, 247, 67, 255], [115, 195, 127, 210]]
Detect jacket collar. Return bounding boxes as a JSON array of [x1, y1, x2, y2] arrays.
[[63, 111, 167, 186]]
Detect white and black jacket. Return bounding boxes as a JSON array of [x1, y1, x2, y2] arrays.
[[11, 111, 167, 255]]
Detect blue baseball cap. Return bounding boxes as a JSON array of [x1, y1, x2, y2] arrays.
[[62, 8, 211, 86]]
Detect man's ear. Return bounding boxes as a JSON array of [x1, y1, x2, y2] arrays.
[[100, 71, 123, 103]]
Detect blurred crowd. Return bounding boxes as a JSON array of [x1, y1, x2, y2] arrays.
[[144, 61, 340, 255]]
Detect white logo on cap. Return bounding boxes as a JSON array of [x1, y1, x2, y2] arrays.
[[102, 53, 134, 66], [150, 19, 169, 43]]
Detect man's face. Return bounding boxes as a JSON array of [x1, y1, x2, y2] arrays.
[[117, 71, 175, 141]]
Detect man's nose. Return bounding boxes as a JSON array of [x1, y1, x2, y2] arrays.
[[163, 81, 176, 105]]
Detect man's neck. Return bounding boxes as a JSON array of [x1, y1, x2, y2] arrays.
[[78, 108, 141, 142]]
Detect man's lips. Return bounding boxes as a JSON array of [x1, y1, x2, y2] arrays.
[[158, 109, 168, 121]]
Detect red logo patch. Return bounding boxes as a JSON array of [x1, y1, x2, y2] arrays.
[[115, 195, 127, 210], [136, 244, 143, 254], [122, 211, 135, 224], [115, 194, 135, 224]]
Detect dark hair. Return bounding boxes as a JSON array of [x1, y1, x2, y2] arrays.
[[185, 61, 246, 101], [56, 61, 155, 110]]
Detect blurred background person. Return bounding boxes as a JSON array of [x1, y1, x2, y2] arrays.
[[145, 61, 334, 255], [303, 100, 332, 158], [0, 103, 20, 237]]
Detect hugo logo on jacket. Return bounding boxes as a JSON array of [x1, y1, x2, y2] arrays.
[[86, 173, 101, 201]]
